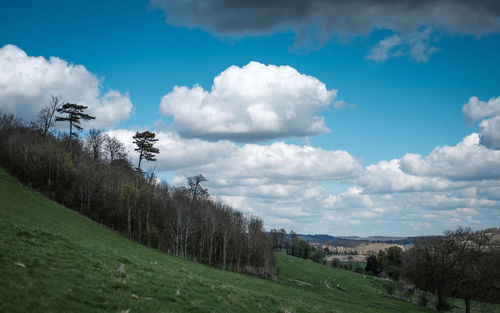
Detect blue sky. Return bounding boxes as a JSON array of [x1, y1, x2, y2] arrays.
[[1, 0, 500, 236]]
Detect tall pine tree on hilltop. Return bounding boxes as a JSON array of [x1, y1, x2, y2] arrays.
[[133, 130, 160, 172], [55, 103, 95, 138]]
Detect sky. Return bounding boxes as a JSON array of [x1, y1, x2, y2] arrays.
[[1, 0, 500, 236]]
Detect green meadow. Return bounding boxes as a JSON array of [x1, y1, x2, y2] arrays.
[[0, 168, 494, 313]]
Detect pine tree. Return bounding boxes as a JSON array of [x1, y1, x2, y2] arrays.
[[55, 103, 95, 138], [133, 131, 160, 172]]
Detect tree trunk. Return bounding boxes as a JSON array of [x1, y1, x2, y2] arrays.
[[127, 207, 132, 238], [87, 182, 91, 213], [69, 120, 73, 149], [208, 233, 214, 267], [80, 188, 84, 211], [138, 211, 142, 243], [436, 289, 446, 311], [146, 207, 150, 247], [47, 162, 51, 186], [137, 151, 143, 171], [184, 224, 190, 259], [222, 230, 228, 270]]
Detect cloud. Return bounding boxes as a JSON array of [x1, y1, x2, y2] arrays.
[[113, 126, 499, 236], [407, 28, 439, 62], [152, 0, 500, 60], [152, 0, 500, 36], [479, 116, 500, 149], [199, 141, 362, 181], [107, 128, 366, 232], [400, 133, 500, 181], [107, 93, 500, 236], [366, 34, 403, 62], [200, 133, 499, 235], [159, 61, 336, 142], [112, 128, 362, 181], [462, 96, 500, 124], [0, 44, 133, 128], [359, 159, 456, 193], [332, 99, 356, 109], [106, 129, 235, 170], [463, 96, 500, 149], [367, 27, 439, 63]]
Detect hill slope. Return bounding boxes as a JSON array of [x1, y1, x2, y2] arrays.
[[0, 168, 436, 313]]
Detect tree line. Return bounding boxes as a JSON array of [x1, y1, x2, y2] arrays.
[[0, 100, 275, 278], [269, 228, 325, 264], [364, 227, 500, 313], [271, 224, 499, 313]]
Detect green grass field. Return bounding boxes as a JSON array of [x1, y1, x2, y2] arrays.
[[0, 167, 495, 313]]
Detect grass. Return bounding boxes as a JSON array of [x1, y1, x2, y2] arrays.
[[0, 167, 493, 313]]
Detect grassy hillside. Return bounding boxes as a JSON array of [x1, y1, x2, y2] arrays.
[[0, 167, 482, 313]]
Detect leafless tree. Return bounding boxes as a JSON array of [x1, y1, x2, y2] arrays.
[[104, 135, 127, 162], [37, 95, 64, 137], [0, 114, 276, 278], [403, 227, 500, 312], [86, 128, 105, 160], [188, 174, 208, 201]]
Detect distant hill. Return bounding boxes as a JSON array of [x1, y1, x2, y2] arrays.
[[296, 234, 427, 247]]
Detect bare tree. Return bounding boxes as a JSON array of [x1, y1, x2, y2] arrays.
[[187, 174, 208, 201], [86, 128, 105, 160], [403, 235, 456, 310], [37, 95, 64, 137], [447, 227, 497, 313], [0, 112, 21, 130], [104, 135, 127, 162], [121, 183, 138, 238], [0, 114, 277, 277], [403, 227, 500, 312]]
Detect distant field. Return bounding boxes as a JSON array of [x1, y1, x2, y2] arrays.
[[325, 253, 367, 262], [0, 167, 495, 313]]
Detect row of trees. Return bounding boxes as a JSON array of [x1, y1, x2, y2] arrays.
[[36, 95, 160, 173], [365, 245, 403, 279], [0, 102, 275, 278], [271, 223, 499, 313], [403, 227, 500, 312], [269, 228, 325, 263], [363, 228, 500, 313]]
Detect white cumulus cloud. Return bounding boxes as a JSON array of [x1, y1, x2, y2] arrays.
[[463, 96, 500, 124], [199, 141, 362, 181], [111, 129, 362, 182], [400, 133, 500, 181], [105, 129, 235, 170], [462, 96, 500, 149], [0, 44, 134, 128], [359, 159, 456, 193], [159, 61, 336, 142]]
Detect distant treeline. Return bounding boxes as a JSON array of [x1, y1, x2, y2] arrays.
[[364, 228, 500, 313], [0, 112, 275, 278], [272, 224, 500, 313], [293, 233, 424, 247], [269, 229, 326, 264]]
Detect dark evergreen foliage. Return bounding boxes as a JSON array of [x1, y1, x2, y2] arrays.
[[55, 103, 95, 137], [133, 131, 159, 171]]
